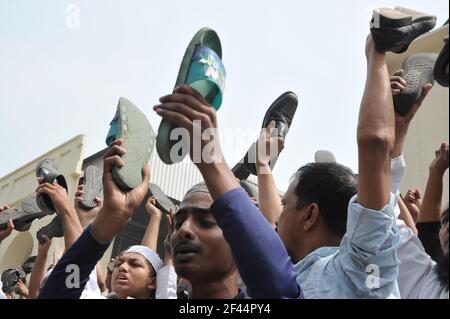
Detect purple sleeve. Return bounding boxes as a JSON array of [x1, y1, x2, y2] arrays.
[[38, 226, 111, 299], [210, 187, 302, 299]]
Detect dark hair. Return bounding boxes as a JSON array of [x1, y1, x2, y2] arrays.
[[293, 163, 357, 237]]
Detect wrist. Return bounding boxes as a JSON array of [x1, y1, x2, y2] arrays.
[[429, 166, 446, 177], [149, 212, 162, 221], [256, 163, 271, 175], [37, 251, 49, 259], [57, 204, 77, 216]]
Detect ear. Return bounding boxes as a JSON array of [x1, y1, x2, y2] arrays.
[[148, 277, 156, 291], [302, 203, 320, 231]]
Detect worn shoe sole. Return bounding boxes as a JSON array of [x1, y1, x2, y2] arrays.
[[80, 166, 104, 210], [36, 215, 64, 244], [0, 195, 51, 232], [112, 97, 155, 190], [394, 53, 438, 116], [148, 183, 176, 214]]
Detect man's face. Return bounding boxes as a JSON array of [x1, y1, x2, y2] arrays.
[[170, 192, 235, 283], [111, 252, 154, 299], [277, 178, 305, 261]]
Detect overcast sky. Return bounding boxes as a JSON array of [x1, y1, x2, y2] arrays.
[[0, 0, 448, 191]]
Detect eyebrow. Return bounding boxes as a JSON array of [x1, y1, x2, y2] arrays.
[[175, 207, 210, 217]]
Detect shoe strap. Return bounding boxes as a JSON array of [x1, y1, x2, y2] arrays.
[[186, 46, 226, 110]]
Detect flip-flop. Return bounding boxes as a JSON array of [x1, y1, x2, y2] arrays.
[[79, 166, 104, 210], [371, 7, 436, 53], [35, 159, 68, 214], [106, 97, 155, 190], [148, 183, 176, 214], [0, 195, 49, 232], [434, 35, 449, 87], [394, 53, 438, 116], [156, 28, 226, 165], [232, 92, 298, 180], [315, 150, 337, 163], [36, 215, 64, 244]]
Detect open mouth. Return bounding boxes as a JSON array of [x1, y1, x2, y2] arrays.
[[115, 274, 128, 285]]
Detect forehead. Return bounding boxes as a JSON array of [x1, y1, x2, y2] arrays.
[[177, 192, 213, 213], [120, 252, 146, 263]]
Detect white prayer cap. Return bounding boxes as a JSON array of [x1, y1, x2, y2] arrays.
[[125, 245, 163, 273]]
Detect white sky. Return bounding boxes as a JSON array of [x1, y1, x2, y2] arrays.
[[0, 0, 448, 191]]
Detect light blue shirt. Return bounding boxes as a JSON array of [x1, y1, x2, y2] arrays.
[[294, 194, 401, 299]]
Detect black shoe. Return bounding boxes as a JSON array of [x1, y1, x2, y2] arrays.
[[370, 7, 437, 53], [232, 92, 298, 180], [394, 53, 438, 116], [35, 159, 68, 213], [434, 35, 449, 87], [148, 183, 176, 214], [36, 215, 64, 244], [0, 195, 50, 232]]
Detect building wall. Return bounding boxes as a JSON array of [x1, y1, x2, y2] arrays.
[[0, 135, 85, 273]]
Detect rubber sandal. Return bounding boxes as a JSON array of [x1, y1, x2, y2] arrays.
[[156, 28, 226, 165], [370, 7, 437, 53], [394, 53, 438, 116], [434, 35, 449, 87], [0, 195, 49, 232], [106, 97, 155, 190], [149, 183, 176, 214], [315, 150, 337, 163], [35, 159, 68, 214], [36, 215, 64, 244], [232, 92, 298, 180], [79, 166, 103, 210]]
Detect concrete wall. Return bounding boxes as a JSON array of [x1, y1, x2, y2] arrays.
[[0, 135, 85, 272]]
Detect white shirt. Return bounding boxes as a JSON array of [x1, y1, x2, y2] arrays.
[[80, 268, 102, 299], [81, 265, 178, 299], [156, 265, 177, 299]]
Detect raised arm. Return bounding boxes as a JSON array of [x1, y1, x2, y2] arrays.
[[141, 196, 163, 251], [28, 235, 52, 298], [39, 140, 150, 299], [419, 143, 449, 222], [357, 37, 395, 210], [36, 182, 83, 251], [256, 121, 284, 228]]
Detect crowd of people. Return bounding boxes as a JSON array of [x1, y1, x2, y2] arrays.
[[0, 5, 448, 299]]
